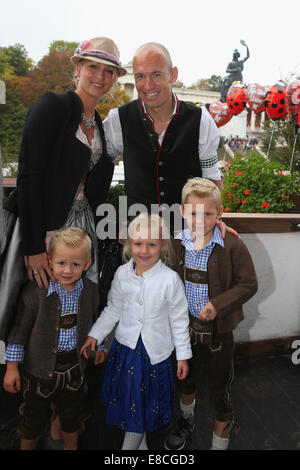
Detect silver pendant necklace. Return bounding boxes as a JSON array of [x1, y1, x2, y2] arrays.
[[81, 113, 96, 130]]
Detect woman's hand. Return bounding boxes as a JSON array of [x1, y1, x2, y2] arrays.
[[215, 219, 239, 239], [24, 252, 56, 289]]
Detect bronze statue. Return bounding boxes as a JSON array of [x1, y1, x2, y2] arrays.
[[220, 40, 250, 102]]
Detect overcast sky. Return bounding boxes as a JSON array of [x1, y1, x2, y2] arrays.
[[1, 0, 299, 88]]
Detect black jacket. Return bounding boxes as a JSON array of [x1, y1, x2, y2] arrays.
[[7, 91, 113, 256]]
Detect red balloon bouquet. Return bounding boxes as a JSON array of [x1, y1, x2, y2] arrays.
[[226, 81, 248, 115], [264, 81, 287, 121], [247, 83, 266, 114], [286, 79, 300, 126], [209, 101, 233, 127]]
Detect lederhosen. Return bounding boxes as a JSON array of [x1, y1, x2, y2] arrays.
[[184, 263, 221, 352], [175, 242, 234, 422], [20, 312, 90, 439]]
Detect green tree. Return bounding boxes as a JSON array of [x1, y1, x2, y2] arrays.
[[0, 79, 28, 165], [0, 50, 14, 80], [49, 40, 78, 54], [208, 74, 222, 92], [189, 74, 222, 92], [0, 43, 32, 76], [261, 118, 300, 170]]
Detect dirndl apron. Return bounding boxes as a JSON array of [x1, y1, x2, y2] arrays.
[[62, 196, 99, 284]]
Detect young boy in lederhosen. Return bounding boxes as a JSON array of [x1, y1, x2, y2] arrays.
[[3, 227, 104, 450], [165, 177, 258, 451]]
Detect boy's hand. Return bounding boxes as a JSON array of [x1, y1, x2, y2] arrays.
[[198, 302, 217, 322], [177, 360, 189, 380], [94, 350, 106, 365], [80, 336, 97, 359], [3, 364, 21, 394]]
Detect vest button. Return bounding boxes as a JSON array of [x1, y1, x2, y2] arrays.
[[158, 161, 164, 166], [160, 192, 165, 196], [159, 177, 164, 181]]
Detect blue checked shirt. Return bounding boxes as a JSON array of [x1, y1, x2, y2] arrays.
[[5, 279, 88, 362], [175, 227, 224, 318]]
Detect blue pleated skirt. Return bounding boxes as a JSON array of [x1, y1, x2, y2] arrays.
[[100, 336, 174, 433]]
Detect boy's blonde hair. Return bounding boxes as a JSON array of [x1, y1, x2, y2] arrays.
[[181, 177, 222, 211], [123, 213, 174, 265], [48, 226, 92, 259]]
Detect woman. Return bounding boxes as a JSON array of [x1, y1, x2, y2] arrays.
[[0, 38, 126, 447], [15, 37, 126, 288]]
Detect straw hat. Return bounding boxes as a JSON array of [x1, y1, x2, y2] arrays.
[[71, 37, 127, 77]]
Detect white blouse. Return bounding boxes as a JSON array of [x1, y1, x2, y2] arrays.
[[88, 258, 192, 365]]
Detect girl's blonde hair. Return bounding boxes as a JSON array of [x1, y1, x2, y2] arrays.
[[48, 226, 92, 259], [181, 177, 222, 210], [122, 213, 174, 266]]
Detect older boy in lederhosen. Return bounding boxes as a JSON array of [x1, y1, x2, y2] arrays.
[[165, 177, 258, 451]]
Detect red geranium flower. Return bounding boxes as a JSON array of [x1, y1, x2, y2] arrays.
[[244, 189, 250, 195]]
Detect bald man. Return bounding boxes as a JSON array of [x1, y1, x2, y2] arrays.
[[103, 42, 221, 215]]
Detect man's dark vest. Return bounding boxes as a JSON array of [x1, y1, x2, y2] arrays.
[[118, 99, 202, 210]]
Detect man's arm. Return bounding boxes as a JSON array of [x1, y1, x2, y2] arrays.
[[198, 106, 222, 182], [103, 108, 124, 160]]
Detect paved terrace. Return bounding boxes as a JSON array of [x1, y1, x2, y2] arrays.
[[0, 352, 299, 451]]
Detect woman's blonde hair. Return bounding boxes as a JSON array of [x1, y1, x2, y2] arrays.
[[181, 177, 222, 210], [48, 226, 92, 259], [122, 213, 174, 266]]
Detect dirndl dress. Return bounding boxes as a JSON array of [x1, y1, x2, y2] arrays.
[[100, 336, 174, 433], [0, 128, 101, 343]]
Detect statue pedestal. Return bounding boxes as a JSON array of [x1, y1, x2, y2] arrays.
[[219, 109, 247, 139]]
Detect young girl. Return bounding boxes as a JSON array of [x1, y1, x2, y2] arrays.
[[81, 213, 192, 450]]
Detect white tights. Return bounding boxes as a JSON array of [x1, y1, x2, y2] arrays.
[[121, 432, 148, 450]]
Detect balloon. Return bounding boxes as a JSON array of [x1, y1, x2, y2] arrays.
[[264, 81, 287, 121], [286, 79, 300, 123], [226, 81, 248, 115], [209, 101, 233, 127], [247, 83, 266, 114]]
